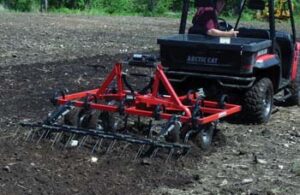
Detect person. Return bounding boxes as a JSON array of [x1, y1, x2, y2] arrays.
[[189, 0, 238, 37]]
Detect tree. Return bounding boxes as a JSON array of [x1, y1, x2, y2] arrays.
[[40, 0, 48, 12]]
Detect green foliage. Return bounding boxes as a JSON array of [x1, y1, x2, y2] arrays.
[[129, 0, 173, 16], [0, 0, 176, 15], [154, 0, 173, 14], [1, 0, 300, 18], [170, 0, 182, 11], [294, 0, 300, 14], [2, 0, 38, 12], [48, 0, 88, 10], [100, 0, 134, 14]]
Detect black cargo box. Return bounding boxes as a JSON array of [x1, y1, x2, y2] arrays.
[[157, 34, 272, 74]]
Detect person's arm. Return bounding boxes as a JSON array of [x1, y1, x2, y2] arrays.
[[207, 28, 239, 37]]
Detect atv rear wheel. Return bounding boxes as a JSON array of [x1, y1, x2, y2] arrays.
[[243, 77, 274, 124]]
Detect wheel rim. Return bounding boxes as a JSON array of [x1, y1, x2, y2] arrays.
[[201, 130, 212, 147], [200, 125, 214, 149], [201, 131, 211, 146], [263, 88, 272, 118]]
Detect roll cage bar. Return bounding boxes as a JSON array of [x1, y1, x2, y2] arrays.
[[179, 0, 297, 52]]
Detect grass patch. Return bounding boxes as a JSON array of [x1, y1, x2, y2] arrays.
[[48, 7, 166, 17]]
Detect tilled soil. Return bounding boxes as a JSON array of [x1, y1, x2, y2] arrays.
[[0, 12, 299, 195]]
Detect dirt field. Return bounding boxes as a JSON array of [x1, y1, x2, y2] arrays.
[[0, 12, 299, 195]]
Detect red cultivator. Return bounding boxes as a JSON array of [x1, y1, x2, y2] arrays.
[[21, 55, 241, 159]]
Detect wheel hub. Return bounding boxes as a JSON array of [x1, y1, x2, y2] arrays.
[[263, 89, 272, 118]]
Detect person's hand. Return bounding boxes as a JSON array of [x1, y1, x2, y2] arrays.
[[229, 29, 239, 37]]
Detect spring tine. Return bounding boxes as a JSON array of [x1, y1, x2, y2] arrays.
[[84, 136, 90, 145], [177, 154, 184, 161], [165, 148, 174, 163], [150, 148, 159, 159], [36, 130, 48, 144], [64, 134, 75, 149], [56, 132, 64, 145], [106, 140, 116, 153], [91, 139, 101, 154], [13, 134, 21, 143], [97, 138, 103, 151], [12, 127, 20, 139], [69, 134, 76, 144], [177, 148, 190, 161], [78, 136, 87, 149], [183, 148, 191, 156], [25, 129, 33, 142], [134, 145, 145, 161], [44, 130, 50, 139], [104, 140, 112, 153], [63, 135, 71, 149], [30, 129, 38, 141], [110, 140, 117, 151], [51, 132, 62, 148], [120, 143, 130, 157], [13, 129, 22, 143]]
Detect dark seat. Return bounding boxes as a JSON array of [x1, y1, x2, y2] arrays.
[[238, 27, 270, 39]]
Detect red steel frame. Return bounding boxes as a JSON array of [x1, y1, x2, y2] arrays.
[[291, 42, 300, 81], [56, 63, 241, 125]]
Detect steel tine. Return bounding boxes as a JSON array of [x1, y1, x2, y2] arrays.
[[13, 129, 23, 143], [56, 132, 64, 145], [91, 139, 101, 154], [83, 136, 90, 145], [173, 148, 181, 161], [177, 155, 183, 161], [97, 138, 103, 151], [165, 148, 174, 163], [177, 154, 184, 161], [44, 130, 51, 139], [25, 129, 33, 142], [30, 129, 38, 141], [106, 140, 116, 153], [134, 145, 145, 161], [12, 127, 20, 139], [13, 134, 21, 143], [78, 136, 87, 149], [36, 130, 48, 145], [51, 132, 62, 148], [64, 134, 75, 149], [177, 148, 190, 161], [120, 143, 130, 157], [150, 148, 159, 159]]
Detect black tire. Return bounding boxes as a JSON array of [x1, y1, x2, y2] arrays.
[[64, 107, 81, 126], [242, 77, 274, 124], [81, 110, 101, 129], [98, 111, 117, 132], [287, 61, 300, 106]]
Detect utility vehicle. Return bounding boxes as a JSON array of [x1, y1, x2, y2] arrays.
[[158, 0, 300, 123]]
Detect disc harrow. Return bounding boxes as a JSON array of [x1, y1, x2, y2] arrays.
[[20, 55, 241, 160]]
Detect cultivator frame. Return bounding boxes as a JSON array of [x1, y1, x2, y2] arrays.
[[21, 57, 241, 159]]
